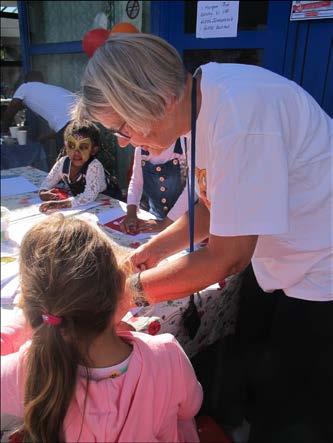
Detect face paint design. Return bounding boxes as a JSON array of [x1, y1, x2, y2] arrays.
[[65, 135, 93, 165]]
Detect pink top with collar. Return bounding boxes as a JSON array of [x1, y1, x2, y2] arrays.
[[1, 330, 202, 442]]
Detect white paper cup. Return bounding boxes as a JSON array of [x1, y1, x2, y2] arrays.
[[9, 126, 19, 138], [1, 206, 11, 242], [17, 130, 27, 145]]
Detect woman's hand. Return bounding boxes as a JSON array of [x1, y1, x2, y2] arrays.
[[39, 189, 59, 201], [39, 199, 72, 214], [126, 243, 163, 272]]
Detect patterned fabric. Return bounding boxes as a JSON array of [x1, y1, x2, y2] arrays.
[[141, 139, 185, 219], [39, 156, 107, 208], [1, 167, 243, 358], [61, 156, 95, 196]]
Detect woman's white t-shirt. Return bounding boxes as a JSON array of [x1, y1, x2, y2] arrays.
[[186, 62, 332, 301]]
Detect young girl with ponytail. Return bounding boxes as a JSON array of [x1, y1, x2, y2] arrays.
[[1, 214, 202, 443]]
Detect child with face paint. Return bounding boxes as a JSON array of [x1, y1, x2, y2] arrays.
[[39, 120, 107, 212]]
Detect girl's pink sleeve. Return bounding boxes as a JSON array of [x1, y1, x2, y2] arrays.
[[1, 350, 25, 418], [171, 337, 203, 419], [1, 309, 32, 355]]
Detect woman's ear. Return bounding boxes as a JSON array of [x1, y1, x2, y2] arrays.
[[165, 95, 177, 114], [91, 145, 99, 155]]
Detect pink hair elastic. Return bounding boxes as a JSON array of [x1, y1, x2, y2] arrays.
[[42, 313, 62, 326]]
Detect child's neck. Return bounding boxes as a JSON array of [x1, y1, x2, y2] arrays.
[[69, 160, 87, 180], [86, 327, 132, 368]]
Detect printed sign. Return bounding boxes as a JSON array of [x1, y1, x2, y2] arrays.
[[290, 1, 333, 20], [114, 0, 142, 31], [196, 1, 239, 39]]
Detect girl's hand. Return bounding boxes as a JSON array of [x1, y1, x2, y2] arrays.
[[137, 218, 169, 233], [39, 199, 71, 214], [120, 215, 140, 234], [39, 189, 59, 201]]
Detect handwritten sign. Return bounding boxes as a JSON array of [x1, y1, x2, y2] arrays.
[[196, 1, 239, 39]]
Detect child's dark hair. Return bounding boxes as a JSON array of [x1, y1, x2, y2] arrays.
[[18, 214, 129, 443], [64, 119, 101, 148]]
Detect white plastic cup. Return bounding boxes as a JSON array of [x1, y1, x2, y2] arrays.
[[9, 126, 19, 138], [17, 130, 27, 145], [1, 206, 11, 242]]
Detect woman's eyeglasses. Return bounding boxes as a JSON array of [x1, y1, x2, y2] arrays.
[[110, 122, 131, 140]]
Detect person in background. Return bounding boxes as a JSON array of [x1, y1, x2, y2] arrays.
[[1, 71, 75, 153], [1, 215, 202, 443], [38, 120, 107, 212], [121, 138, 189, 234], [76, 33, 332, 443]]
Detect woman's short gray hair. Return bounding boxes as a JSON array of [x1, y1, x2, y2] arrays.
[[77, 33, 187, 133]]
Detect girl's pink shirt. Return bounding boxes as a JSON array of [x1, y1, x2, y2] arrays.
[[1, 330, 203, 442], [1, 309, 32, 355]]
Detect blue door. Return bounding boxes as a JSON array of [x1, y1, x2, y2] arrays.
[[151, 1, 332, 116], [284, 19, 333, 117], [151, 1, 291, 74]]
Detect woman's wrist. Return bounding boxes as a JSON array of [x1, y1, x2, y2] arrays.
[[127, 272, 149, 307]]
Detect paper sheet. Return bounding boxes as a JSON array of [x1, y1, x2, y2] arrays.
[[196, 1, 239, 39], [97, 203, 157, 240], [1, 176, 38, 197], [9, 197, 102, 222]]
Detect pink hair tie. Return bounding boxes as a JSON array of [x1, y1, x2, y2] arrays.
[[42, 313, 62, 326]]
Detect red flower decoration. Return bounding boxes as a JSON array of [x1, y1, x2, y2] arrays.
[[218, 279, 226, 290], [148, 320, 161, 336], [101, 198, 111, 206], [129, 242, 141, 249]]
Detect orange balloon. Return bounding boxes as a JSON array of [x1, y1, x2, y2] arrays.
[[110, 22, 139, 34]]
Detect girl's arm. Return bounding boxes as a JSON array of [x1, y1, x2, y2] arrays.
[[1, 350, 25, 420], [171, 337, 203, 419], [121, 149, 143, 234], [126, 148, 144, 208], [39, 157, 65, 196]]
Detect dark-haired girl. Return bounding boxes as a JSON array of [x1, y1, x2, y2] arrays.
[[38, 120, 107, 212]]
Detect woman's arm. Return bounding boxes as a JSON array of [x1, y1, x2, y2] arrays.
[[130, 199, 211, 270], [134, 233, 257, 303]]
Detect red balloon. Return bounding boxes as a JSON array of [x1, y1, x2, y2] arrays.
[[82, 28, 110, 58]]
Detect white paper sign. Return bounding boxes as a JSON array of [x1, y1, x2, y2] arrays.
[[196, 1, 239, 39]]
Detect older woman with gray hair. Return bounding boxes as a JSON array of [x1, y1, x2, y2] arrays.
[[76, 33, 332, 443]]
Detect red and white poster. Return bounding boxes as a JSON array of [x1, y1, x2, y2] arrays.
[[290, 1, 333, 20]]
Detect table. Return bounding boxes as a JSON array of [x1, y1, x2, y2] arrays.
[[1, 167, 242, 357], [1, 141, 48, 171]]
